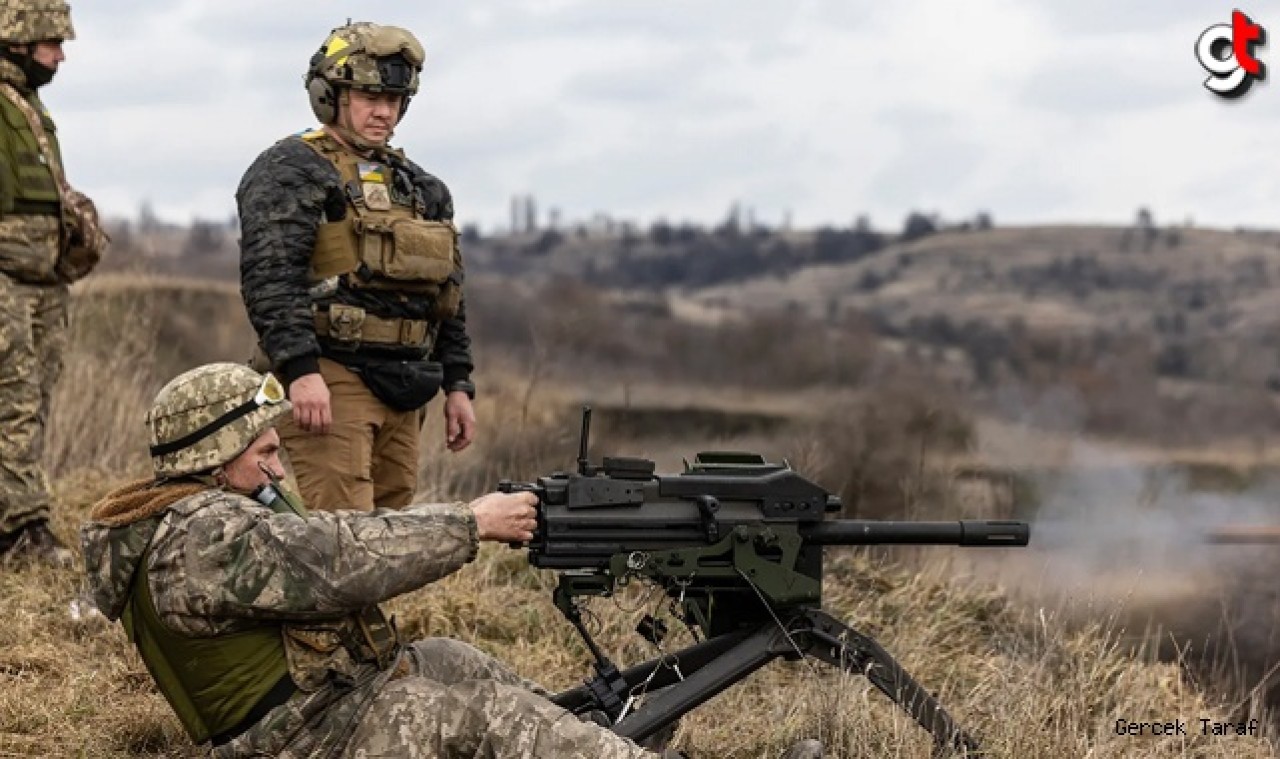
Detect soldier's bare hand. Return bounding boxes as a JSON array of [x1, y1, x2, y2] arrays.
[[289, 373, 332, 434], [444, 391, 476, 452], [469, 491, 538, 543]]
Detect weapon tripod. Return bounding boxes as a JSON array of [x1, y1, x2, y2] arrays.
[[550, 598, 982, 756]]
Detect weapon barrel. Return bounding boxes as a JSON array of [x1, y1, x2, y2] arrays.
[[804, 520, 1030, 547]]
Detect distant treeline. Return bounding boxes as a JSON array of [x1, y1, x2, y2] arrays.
[[468, 210, 993, 289]]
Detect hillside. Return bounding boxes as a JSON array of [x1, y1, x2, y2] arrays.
[[103, 219, 1280, 396]]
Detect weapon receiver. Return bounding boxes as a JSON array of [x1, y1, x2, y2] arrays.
[[501, 407, 1029, 755]]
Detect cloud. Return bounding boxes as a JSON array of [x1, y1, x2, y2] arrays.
[[1025, 1, 1228, 36], [30, 0, 1280, 230]]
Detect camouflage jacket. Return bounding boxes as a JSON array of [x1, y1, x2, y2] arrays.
[[82, 485, 479, 757], [236, 134, 474, 389], [0, 58, 60, 284]]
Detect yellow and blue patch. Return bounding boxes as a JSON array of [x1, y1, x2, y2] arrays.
[[358, 162, 388, 183]]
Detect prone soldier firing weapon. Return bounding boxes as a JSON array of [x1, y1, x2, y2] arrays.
[[501, 408, 1031, 756]]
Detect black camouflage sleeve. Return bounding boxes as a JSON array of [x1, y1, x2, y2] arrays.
[[403, 157, 475, 389], [236, 138, 338, 383]]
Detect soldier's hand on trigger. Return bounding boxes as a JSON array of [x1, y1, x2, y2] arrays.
[[288, 373, 333, 434], [444, 391, 476, 452], [469, 491, 538, 543]]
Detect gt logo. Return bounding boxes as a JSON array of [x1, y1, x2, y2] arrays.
[[1196, 11, 1267, 98]]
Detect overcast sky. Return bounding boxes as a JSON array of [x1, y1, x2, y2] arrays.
[[40, 1, 1272, 232]]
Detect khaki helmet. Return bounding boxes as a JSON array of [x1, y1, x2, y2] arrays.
[[146, 363, 291, 479], [305, 21, 424, 124], [0, 0, 76, 45]]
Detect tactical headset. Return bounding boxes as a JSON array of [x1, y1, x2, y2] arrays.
[[305, 23, 424, 124]]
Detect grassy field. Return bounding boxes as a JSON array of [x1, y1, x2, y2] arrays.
[[5, 473, 1274, 758], [3, 277, 1278, 757]]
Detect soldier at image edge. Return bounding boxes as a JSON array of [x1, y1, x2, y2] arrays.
[[79, 361, 824, 758], [236, 20, 476, 514], [0, 0, 107, 567]]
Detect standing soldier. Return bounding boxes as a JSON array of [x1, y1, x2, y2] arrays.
[[0, 0, 104, 566], [238, 21, 476, 513]]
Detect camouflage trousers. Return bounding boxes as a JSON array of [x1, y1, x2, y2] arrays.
[[0, 272, 68, 534], [218, 637, 655, 759], [343, 638, 654, 759]]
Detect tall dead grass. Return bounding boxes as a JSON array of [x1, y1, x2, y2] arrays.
[[4, 278, 1275, 757], [44, 276, 254, 482], [6, 483, 1271, 757]]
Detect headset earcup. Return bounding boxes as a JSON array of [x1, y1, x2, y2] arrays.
[[307, 76, 337, 124]]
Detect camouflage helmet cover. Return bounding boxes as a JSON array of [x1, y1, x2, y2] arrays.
[[146, 363, 291, 479], [0, 0, 75, 45], [306, 21, 424, 122]]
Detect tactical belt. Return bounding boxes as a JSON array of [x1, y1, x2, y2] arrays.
[[315, 307, 430, 348], [209, 673, 297, 747], [10, 199, 59, 216]]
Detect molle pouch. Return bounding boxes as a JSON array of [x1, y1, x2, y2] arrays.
[[325, 303, 366, 345], [281, 624, 359, 692], [433, 270, 463, 320], [309, 218, 358, 282], [377, 219, 457, 284]]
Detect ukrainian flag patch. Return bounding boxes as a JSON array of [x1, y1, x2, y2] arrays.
[[358, 162, 387, 183]]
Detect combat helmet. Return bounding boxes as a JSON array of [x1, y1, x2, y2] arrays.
[[0, 0, 75, 45], [146, 363, 291, 478], [305, 21, 424, 124]]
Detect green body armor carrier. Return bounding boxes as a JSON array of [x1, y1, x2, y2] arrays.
[[120, 488, 307, 745], [121, 554, 288, 745], [0, 89, 60, 217]]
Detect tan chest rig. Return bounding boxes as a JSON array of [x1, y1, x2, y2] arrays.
[[299, 131, 463, 348]]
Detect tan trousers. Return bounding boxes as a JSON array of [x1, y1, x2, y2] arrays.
[[278, 358, 421, 512]]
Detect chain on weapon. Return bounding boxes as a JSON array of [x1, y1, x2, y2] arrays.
[[613, 557, 693, 720]]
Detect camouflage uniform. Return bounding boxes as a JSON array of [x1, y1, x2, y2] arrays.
[[80, 363, 656, 759], [0, 0, 79, 559], [238, 22, 474, 513], [83, 482, 659, 758]]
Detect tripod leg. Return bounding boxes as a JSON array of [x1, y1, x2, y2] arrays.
[[612, 623, 785, 744], [551, 629, 752, 713], [798, 608, 982, 756]]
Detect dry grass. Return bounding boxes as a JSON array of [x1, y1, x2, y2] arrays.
[[5, 482, 1271, 757], [4, 278, 1276, 757]]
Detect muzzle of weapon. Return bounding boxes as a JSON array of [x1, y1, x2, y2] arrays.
[[1204, 525, 1280, 544], [804, 519, 1030, 546]]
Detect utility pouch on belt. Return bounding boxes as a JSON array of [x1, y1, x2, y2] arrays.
[[355, 358, 443, 412], [325, 303, 366, 345]]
